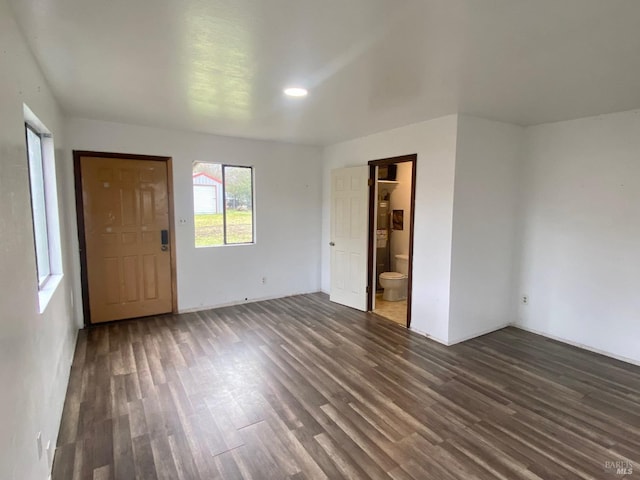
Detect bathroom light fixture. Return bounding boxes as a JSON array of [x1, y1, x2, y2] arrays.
[[284, 87, 308, 97]]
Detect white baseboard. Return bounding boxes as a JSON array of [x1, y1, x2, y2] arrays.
[[407, 325, 448, 346], [446, 322, 513, 346], [512, 324, 640, 367], [177, 290, 319, 314]]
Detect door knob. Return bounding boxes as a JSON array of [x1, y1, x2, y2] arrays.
[[329, 242, 335, 246]]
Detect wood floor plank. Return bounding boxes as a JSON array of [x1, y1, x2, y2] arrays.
[[112, 414, 135, 479], [213, 449, 243, 480], [52, 293, 640, 479], [131, 434, 158, 480], [167, 431, 201, 480]]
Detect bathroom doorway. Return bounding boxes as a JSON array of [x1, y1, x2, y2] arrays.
[[367, 154, 416, 327]]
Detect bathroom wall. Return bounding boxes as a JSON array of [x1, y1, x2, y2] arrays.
[[322, 115, 459, 344], [389, 162, 412, 271], [448, 115, 523, 344]]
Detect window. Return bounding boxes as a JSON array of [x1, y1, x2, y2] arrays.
[[24, 104, 63, 311], [193, 162, 254, 247], [26, 126, 51, 284]]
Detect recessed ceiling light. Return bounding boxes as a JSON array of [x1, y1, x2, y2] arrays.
[[284, 87, 308, 97]]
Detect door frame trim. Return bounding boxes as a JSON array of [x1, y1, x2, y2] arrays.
[[73, 150, 178, 326], [367, 154, 417, 328]]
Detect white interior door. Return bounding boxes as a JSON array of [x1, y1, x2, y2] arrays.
[[330, 166, 369, 311]]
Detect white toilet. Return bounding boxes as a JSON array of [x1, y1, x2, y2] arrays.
[[379, 254, 409, 301]]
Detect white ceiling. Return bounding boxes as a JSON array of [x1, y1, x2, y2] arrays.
[[10, 0, 640, 145]]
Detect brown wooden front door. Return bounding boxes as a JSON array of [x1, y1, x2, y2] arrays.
[[79, 155, 173, 323]]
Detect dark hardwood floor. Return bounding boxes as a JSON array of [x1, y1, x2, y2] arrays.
[[53, 293, 640, 479]]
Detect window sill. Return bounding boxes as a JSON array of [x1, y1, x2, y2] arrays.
[[38, 274, 63, 313], [195, 243, 256, 249]]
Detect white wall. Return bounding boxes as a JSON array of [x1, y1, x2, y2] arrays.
[[448, 116, 523, 343], [66, 118, 323, 312], [322, 115, 459, 343], [516, 109, 640, 364], [0, 1, 79, 479], [389, 162, 412, 271]]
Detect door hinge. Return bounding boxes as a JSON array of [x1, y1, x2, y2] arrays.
[[366, 285, 370, 293], [368, 178, 374, 187]]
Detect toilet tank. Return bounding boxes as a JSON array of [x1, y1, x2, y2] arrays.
[[395, 254, 409, 275]]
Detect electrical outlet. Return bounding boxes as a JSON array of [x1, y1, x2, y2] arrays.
[[178, 217, 188, 225], [521, 295, 529, 305], [261, 276, 267, 284], [36, 432, 42, 460]]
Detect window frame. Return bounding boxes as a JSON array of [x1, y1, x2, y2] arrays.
[[193, 162, 255, 247], [23, 103, 64, 314], [25, 122, 53, 288]]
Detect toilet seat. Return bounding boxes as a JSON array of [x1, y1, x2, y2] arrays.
[[380, 272, 406, 280]]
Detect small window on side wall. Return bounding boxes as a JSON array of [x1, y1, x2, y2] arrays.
[[193, 162, 254, 247], [26, 125, 51, 284], [24, 104, 63, 312]]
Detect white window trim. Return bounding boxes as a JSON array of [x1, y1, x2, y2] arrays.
[[192, 162, 256, 248]]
